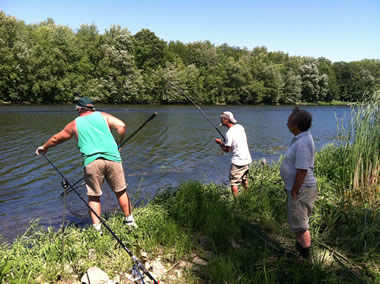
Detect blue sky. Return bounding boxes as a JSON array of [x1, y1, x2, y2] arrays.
[[1, 0, 379, 62]]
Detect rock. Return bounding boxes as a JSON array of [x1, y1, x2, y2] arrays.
[[145, 261, 151, 271], [88, 248, 96, 260], [81, 267, 109, 284], [64, 263, 73, 274], [192, 256, 208, 266], [169, 275, 177, 281], [228, 237, 240, 249], [150, 260, 166, 276], [174, 269, 181, 278], [178, 260, 192, 269], [140, 251, 148, 260]]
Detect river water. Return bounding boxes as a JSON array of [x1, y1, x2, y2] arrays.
[[0, 104, 350, 243]]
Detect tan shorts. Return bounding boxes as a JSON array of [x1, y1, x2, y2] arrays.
[[229, 164, 249, 186], [83, 159, 127, 196], [287, 184, 318, 232]]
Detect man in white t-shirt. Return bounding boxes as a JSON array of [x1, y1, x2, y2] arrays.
[[215, 111, 252, 196]]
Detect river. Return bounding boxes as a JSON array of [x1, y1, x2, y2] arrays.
[[0, 104, 351, 243]]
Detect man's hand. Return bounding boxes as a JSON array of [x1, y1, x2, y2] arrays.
[[291, 189, 298, 200], [36, 146, 47, 155], [215, 138, 223, 145]]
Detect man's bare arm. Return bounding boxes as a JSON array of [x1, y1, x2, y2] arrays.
[[36, 121, 75, 155], [291, 169, 307, 200], [215, 138, 230, 153], [102, 112, 126, 144]]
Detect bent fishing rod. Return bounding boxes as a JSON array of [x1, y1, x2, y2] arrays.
[[62, 112, 158, 196], [145, 68, 225, 141]]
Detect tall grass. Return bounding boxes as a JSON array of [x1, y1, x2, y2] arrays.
[[338, 90, 379, 207], [314, 90, 380, 262], [316, 90, 380, 208]]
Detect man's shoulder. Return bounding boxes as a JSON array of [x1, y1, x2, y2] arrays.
[[63, 119, 77, 134], [230, 124, 245, 133]]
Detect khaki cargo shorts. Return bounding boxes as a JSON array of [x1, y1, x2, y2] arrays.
[[83, 159, 127, 196], [287, 184, 318, 232], [229, 164, 249, 186]]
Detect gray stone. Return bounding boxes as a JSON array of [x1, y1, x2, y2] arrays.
[[81, 267, 109, 284], [192, 256, 208, 266], [150, 260, 166, 276]]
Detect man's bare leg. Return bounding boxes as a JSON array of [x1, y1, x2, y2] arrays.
[[88, 196, 101, 224], [242, 178, 249, 191], [115, 190, 131, 217], [231, 185, 239, 196], [296, 230, 311, 259], [297, 230, 311, 248]]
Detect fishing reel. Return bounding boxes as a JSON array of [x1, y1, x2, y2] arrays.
[[61, 178, 69, 189]]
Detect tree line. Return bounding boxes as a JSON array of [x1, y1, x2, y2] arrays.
[[0, 11, 379, 105]]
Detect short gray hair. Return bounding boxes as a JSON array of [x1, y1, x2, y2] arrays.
[[290, 107, 312, 131]]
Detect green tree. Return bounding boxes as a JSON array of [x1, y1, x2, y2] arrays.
[[300, 63, 329, 102], [282, 69, 302, 104], [95, 25, 142, 103], [261, 64, 284, 104], [134, 29, 167, 69]]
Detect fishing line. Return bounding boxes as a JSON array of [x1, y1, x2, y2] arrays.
[[145, 68, 225, 141]]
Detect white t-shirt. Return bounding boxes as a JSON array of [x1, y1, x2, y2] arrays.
[[225, 124, 252, 166]]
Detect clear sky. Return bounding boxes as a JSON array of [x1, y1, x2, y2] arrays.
[[1, 0, 379, 62]]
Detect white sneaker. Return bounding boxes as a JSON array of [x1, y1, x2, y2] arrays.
[[125, 219, 138, 229], [124, 215, 138, 229], [93, 223, 103, 235]]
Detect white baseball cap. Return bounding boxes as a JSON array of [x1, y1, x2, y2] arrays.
[[221, 111, 237, 124]]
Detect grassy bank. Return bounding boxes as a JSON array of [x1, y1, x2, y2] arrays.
[[297, 100, 355, 106], [1, 92, 379, 283]]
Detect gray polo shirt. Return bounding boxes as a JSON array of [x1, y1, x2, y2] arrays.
[[280, 131, 316, 191]]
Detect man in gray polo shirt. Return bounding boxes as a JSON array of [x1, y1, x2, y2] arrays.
[[280, 107, 318, 259]]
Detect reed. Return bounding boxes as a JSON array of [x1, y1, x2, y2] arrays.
[[337, 90, 380, 208]]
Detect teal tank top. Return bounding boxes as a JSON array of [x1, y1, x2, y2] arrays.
[[75, 111, 121, 167]]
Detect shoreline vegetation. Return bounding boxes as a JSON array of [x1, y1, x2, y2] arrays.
[[0, 100, 355, 106], [1, 11, 379, 106], [1, 92, 379, 283]]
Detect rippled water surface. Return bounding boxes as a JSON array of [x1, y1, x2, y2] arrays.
[[0, 104, 350, 243]]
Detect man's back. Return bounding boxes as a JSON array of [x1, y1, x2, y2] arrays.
[[76, 111, 121, 167], [225, 124, 252, 166]]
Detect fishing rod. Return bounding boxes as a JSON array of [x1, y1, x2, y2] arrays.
[[145, 68, 225, 141], [62, 112, 158, 196], [32, 140, 159, 284]]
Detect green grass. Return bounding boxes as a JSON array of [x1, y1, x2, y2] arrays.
[[1, 91, 379, 283]]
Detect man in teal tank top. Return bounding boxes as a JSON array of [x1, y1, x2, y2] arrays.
[[36, 97, 137, 232]]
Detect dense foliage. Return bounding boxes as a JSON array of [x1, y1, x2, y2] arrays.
[[0, 11, 379, 104]]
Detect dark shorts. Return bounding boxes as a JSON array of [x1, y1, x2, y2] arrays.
[[287, 184, 318, 232], [229, 164, 249, 186], [83, 159, 127, 196]]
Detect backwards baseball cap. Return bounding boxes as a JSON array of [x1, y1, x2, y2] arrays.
[[221, 111, 237, 124], [76, 97, 95, 110]]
